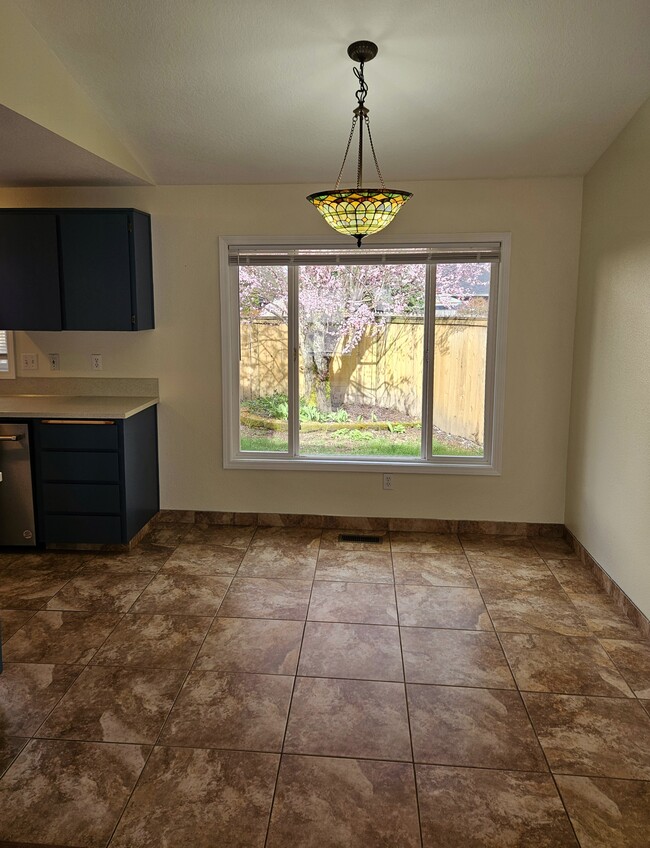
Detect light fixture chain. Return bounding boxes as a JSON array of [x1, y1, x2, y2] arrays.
[[334, 115, 358, 190], [365, 116, 386, 190]]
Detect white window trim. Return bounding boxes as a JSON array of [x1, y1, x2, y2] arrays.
[[219, 233, 510, 475], [0, 331, 16, 379]]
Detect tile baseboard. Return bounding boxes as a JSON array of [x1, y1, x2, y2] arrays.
[[564, 528, 650, 640], [154, 510, 565, 537]]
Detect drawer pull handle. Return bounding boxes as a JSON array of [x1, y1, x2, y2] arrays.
[[41, 419, 115, 425], [0, 434, 22, 441]]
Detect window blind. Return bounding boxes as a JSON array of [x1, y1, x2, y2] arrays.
[[229, 243, 501, 267], [0, 330, 8, 372]]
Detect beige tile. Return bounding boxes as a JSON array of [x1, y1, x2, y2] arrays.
[[401, 627, 514, 688], [0, 609, 36, 641], [0, 662, 82, 736], [91, 613, 211, 669], [2, 610, 120, 664], [468, 554, 560, 591], [315, 549, 394, 583], [195, 617, 304, 675], [500, 633, 634, 697], [482, 589, 591, 635], [161, 542, 244, 576], [0, 736, 27, 779], [238, 544, 317, 579], [82, 544, 171, 574], [308, 581, 398, 625], [0, 570, 76, 610], [284, 677, 411, 761], [8, 551, 92, 574], [600, 639, 650, 698], [390, 531, 463, 554], [160, 670, 293, 752], [110, 747, 278, 848], [568, 593, 642, 639], [251, 526, 321, 548], [532, 536, 577, 559], [392, 552, 475, 587], [130, 573, 231, 615], [267, 755, 420, 848], [408, 684, 547, 771], [45, 572, 152, 613], [145, 522, 192, 547], [298, 621, 403, 681], [460, 534, 539, 559], [218, 577, 312, 620], [0, 738, 148, 847], [38, 665, 185, 744], [396, 585, 492, 630], [524, 693, 650, 779], [556, 775, 650, 848], [185, 523, 256, 548], [417, 765, 578, 847], [546, 558, 603, 594]]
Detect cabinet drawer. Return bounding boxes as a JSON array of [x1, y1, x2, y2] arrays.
[[38, 422, 118, 451], [42, 483, 121, 515], [44, 515, 123, 544], [40, 451, 120, 482]]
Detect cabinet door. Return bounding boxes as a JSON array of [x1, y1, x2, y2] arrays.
[[0, 213, 62, 330], [59, 212, 133, 330]]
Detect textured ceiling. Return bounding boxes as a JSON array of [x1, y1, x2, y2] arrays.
[[12, 0, 650, 185]]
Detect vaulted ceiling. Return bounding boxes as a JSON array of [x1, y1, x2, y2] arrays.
[[3, 0, 650, 186]]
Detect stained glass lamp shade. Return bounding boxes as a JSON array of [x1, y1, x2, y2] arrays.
[[307, 42, 412, 247]]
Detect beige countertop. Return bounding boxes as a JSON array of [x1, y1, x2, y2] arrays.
[[0, 395, 158, 420]]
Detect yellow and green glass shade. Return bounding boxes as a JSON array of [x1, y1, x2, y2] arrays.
[[307, 189, 412, 248], [307, 41, 412, 247]]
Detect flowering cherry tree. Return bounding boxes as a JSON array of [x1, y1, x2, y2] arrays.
[[239, 262, 486, 412]]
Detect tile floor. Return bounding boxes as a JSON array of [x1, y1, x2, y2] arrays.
[[0, 526, 649, 846]]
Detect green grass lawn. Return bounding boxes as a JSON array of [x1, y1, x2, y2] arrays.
[[240, 433, 481, 457]]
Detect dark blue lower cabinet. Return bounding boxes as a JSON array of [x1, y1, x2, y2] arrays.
[[33, 406, 159, 545]]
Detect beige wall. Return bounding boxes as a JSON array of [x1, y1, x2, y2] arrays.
[[1, 177, 582, 520], [566, 96, 650, 617]]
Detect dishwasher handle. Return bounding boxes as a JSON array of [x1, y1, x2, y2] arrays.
[[0, 434, 23, 441]]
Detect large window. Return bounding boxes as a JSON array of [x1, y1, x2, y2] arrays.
[[0, 331, 15, 378], [221, 236, 509, 473]]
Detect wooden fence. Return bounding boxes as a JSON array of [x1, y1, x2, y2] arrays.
[[240, 317, 487, 443]]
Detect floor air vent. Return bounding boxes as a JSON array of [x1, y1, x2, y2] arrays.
[[338, 533, 384, 544]]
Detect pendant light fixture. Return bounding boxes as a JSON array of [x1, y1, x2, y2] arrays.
[[307, 41, 412, 247]]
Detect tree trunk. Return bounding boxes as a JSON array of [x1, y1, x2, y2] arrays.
[[301, 325, 332, 413]]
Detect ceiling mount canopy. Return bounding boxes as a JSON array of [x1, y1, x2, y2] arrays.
[[307, 40, 412, 247]]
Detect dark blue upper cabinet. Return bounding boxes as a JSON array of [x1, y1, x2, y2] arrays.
[[0, 212, 62, 330], [0, 208, 154, 331]]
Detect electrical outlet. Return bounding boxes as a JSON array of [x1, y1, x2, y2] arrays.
[[383, 473, 393, 490], [21, 353, 38, 370], [48, 353, 60, 371], [91, 354, 103, 371]]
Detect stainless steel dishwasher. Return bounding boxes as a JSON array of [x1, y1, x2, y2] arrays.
[[0, 422, 36, 546]]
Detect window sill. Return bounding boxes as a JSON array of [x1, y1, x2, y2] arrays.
[[225, 454, 501, 475]]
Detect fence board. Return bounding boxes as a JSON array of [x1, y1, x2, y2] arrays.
[[240, 317, 486, 443]]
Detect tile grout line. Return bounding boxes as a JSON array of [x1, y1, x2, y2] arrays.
[[262, 529, 321, 848], [102, 525, 256, 848], [390, 532, 425, 848], [468, 550, 584, 848]]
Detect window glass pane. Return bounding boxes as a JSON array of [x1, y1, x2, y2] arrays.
[[432, 263, 491, 457], [298, 264, 425, 457], [238, 266, 289, 452]]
